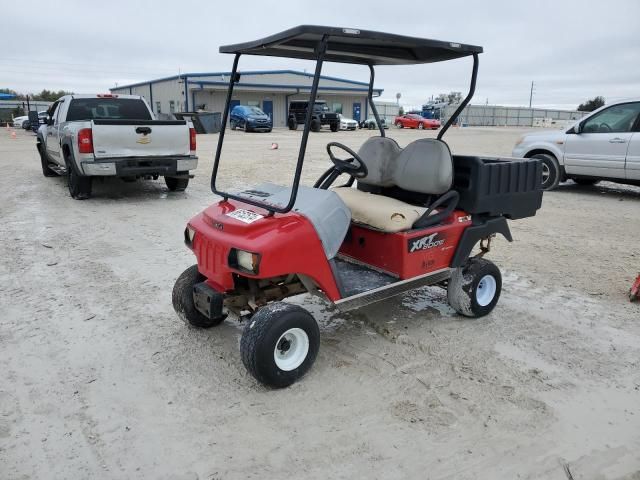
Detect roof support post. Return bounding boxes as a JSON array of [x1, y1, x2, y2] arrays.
[[438, 53, 479, 140], [211, 54, 241, 198], [367, 64, 384, 137]]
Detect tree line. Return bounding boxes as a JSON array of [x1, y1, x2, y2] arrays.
[[0, 88, 75, 102]]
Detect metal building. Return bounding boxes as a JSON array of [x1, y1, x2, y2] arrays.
[[110, 70, 383, 128], [440, 104, 587, 128]]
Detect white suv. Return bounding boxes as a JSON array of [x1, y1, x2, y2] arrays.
[[512, 99, 640, 190]]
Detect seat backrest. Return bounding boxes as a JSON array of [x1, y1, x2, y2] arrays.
[[357, 137, 453, 195]]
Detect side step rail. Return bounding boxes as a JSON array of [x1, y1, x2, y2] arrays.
[[334, 268, 452, 312], [49, 165, 67, 175]]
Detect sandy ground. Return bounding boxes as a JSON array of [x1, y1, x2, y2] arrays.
[[1, 125, 639, 480]]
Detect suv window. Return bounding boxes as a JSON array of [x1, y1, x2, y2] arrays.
[[582, 102, 640, 133], [66, 98, 152, 121]]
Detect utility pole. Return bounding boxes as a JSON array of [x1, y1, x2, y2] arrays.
[[529, 81, 535, 108]]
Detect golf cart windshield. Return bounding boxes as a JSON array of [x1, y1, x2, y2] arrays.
[[212, 25, 483, 214]]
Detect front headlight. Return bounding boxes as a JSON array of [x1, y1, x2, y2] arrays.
[[230, 248, 261, 274]]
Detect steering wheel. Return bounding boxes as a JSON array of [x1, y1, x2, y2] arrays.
[[599, 123, 612, 132], [326, 142, 368, 178]]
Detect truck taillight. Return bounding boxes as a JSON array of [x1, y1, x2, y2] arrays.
[[78, 128, 93, 154], [189, 127, 196, 151]]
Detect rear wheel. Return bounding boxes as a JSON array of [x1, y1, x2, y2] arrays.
[[395, 121, 403, 128], [447, 258, 502, 318], [573, 178, 599, 186], [65, 154, 92, 199], [368, 123, 375, 130], [288, 118, 298, 130], [531, 153, 561, 190], [330, 122, 339, 132], [172, 265, 224, 328], [165, 175, 189, 191], [310, 119, 322, 132], [240, 302, 320, 388]]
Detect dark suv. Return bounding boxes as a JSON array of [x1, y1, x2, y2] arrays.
[[288, 100, 339, 132], [230, 105, 273, 132]]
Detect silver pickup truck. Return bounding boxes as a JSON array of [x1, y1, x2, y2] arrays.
[[36, 94, 198, 199]]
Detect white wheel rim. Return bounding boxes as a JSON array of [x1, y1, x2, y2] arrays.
[[476, 275, 497, 307], [274, 328, 309, 371]]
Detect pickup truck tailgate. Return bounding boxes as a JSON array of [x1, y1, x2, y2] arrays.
[[91, 120, 190, 159]]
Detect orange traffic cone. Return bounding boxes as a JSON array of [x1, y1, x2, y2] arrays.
[[270, 143, 278, 150]]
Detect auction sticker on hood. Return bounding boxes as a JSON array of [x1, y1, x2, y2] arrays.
[[226, 209, 264, 224]]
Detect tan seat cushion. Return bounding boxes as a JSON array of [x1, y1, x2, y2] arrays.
[[333, 187, 427, 233]]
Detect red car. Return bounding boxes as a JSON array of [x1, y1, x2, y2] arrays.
[[394, 114, 440, 130]]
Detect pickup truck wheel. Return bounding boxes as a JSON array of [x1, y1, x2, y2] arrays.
[[172, 265, 224, 328], [65, 156, 92, 199], [165, 176, 189, 191], [240, 302, 320, 388], [38, 144, 57, 177], [531, 153, 561, 190], [447, 258, 502, 318]]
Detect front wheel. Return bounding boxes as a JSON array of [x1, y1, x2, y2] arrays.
[[172, 265, 225, 328], [240, 302, 320, 388], [330, 123, 339, 132], [447, 258, 502, 318], [418, 122, 424, 130], [395, 121, 403, 128], [288, 118, 298, 130], [165, 175, 189, 191], [531, 153, 561, 190]]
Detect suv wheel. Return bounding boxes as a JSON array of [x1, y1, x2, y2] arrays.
[[330, 122, 339, 132], [310, 119, 321, 132], [288, 118, 298, 130], [531, 153, 561, 190]]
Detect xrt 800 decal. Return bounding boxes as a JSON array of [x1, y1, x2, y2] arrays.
[[408, 233, 445, 253]]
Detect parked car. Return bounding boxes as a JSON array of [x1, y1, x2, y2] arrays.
[[13, 115, 29, 129], [394, 113, 440, 130], [359, 116, 388, 129], [37, 94, 198, 199], [512, 99, 640, 190], [230, 105, 272, 132], [288, 100, 339, 132], [338, 114, 358, 131]]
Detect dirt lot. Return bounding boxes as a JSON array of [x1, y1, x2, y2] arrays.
[[1, 125, 639, 480]]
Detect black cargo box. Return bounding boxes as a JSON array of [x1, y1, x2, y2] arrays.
[[452, 155, 543, 220]]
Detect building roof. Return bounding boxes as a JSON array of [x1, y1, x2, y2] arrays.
[[112, 69, 382, 94]]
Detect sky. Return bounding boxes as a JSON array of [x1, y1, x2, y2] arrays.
[[2, 0, 639, 110]]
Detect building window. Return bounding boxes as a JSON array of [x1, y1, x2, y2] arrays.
[[332, 103, 343, 114], [247, 100, 260, 107], [169, 101, 175, 113], [156, 102, 161, 114]]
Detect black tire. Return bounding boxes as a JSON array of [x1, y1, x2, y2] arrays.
[[244, 121, 250, 133], [531, 153, 561, 190], [172, 265, 224, 328], [395, 121, 403, 128], [231, 122, 237, 131], [22, 120, 30, 129], [329, 122, 339, 132], [240, 302, 320, 388], [165, 175, 189, 191], [64, 154, 92, 199], [418, 122, 425, 130], [266, 128, 272, 133], [310, 119, 322, 132], [368, 123, 375, 130], [288, 118, 298, 130], [447, 257, 502, 318], [38, 144, 56, 177], [573, 178, 599, 186]]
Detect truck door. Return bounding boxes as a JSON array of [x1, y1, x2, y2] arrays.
[[564, 102, 640, 179], [44, 100, 62, 163]]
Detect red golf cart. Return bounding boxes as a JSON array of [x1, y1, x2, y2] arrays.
[[172, 26, 544, 388]]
